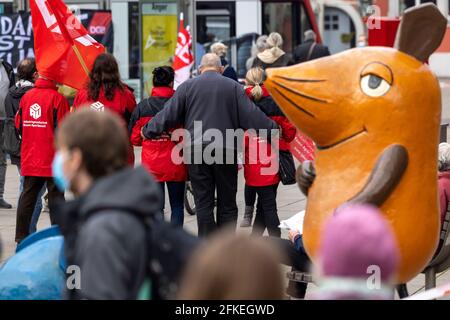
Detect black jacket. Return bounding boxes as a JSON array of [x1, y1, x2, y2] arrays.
[[221, 57, 238, 82], [251, 53, 293, 70], [4, 82, 33, 165], [293, 40, 331, 64], [5, 82, 34, 119], [57, 166, 162, 300], [142, 71, 278, 156]]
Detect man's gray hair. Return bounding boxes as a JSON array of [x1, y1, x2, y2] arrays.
[[304, 29, 316, 42], [200, 53, 222, 69], [439, 143, 450, 171]]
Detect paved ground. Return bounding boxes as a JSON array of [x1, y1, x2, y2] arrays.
[[1, 81, 450, 299]]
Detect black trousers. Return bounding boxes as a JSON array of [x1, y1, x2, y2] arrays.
[[188, 163, 238, 237], [250, 183, 280, 237], [15, 176, 65, 243]]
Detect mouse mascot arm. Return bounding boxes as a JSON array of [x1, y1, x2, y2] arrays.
[[296, 161, 316, 196], [346, 144, 408, 206]]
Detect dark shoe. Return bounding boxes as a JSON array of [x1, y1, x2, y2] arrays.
[[0, 199, 12, 209], [240, 206, 254, 228]]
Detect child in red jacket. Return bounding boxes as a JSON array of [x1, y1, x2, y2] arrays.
[[243, 67, 296, 237], [129, 66, 187, 226]]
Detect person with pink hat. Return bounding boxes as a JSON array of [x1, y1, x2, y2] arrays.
[[311, 204, 400, 300]]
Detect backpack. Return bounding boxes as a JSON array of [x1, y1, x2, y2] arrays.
[[138, 215, 201, 300], [2, 118, 21, 157]]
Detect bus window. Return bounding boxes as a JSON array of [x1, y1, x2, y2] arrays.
[[300, 2, 313, 41]]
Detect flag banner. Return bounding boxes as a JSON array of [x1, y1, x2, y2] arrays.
[[173, 12, 194, 89], [290, 131, 316, 163], [0, 11, 113, 70], [30, 0, 105, 89]]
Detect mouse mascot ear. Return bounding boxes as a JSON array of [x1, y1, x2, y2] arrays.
[[394, 3, 447, 62]]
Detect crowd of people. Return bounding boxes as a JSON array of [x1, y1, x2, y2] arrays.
[[0, 29, 447, 300]]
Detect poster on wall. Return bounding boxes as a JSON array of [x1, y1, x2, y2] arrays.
[[141, 2, 177, 98], [0, 10, 113, 69]]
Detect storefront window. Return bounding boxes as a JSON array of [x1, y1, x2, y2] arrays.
[[263, 2, 293, 52], [196, 1, 235, 45], [400, 0, 436, 13]]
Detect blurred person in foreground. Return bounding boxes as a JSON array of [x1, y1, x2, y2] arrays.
[[311, 204, 399, 300], [53, 109, 161, 299], [178, 231, 284, 299]]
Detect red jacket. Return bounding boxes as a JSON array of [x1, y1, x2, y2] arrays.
[[244, 86, 297, 186], [73, 85, 137, 165], [15, 78, 70, 177], [73, 85, 136, 123], [129, 87, 187, 182], [438, 171, 450, 226]]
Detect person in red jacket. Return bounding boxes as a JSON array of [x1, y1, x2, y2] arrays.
[[243, 67, 296, 238], [73, 53, 136, 164], [15, 76, 70, 243], [129, 66, 187, 226], [438, 143, 450, 228]]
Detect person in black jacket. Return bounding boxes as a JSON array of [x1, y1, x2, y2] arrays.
[[5, 58, 37, 167], [210, 42, 238, 82], [252, 32, 293, 70], [142, 53, 278, 237], [293, 30, 331, 64], [5, 58, 44, 234], [54, 109, 162, 299]]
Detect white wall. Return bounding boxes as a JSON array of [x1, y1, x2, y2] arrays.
[[430, 53, 450, 78], [235, 0, 260, 37], [111, 1, 129, 79]]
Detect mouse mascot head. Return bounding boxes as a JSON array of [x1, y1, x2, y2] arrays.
[[265, 3, 448, 283]]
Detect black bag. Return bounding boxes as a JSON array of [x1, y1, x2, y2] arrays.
[[278, 150, 296, 185], [2, 118, 21, 157]]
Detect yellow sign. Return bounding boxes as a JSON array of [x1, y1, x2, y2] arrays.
[[142, 3, 177, 98]]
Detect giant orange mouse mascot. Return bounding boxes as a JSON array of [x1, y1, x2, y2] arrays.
[[265, 3, 448, 283]]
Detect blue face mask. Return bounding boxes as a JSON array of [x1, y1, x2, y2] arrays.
[[52, 152, 70, 192]]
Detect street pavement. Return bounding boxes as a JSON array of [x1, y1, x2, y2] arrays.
[[1, 80, 450, 299]]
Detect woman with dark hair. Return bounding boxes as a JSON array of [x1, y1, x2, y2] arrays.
[[73, 53, 137, 164], [129, 66, 187, 227], [73, 53, 136, 124]]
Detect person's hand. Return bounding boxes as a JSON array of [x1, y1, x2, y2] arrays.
[[288, 230, 301, 244], [296, 160, 316, 196]]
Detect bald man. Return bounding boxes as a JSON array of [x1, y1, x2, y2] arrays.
[[142, 53, 278, 237]]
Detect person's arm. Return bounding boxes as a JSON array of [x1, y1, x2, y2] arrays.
[[273, 116, 296, 143], [15, 103, 22, 135], [142, 84, 187, 139], [54, 97, 70, 129], [236, 86, 278, 132], [124, 88, 137, 126], [130, 117, 150, 147]]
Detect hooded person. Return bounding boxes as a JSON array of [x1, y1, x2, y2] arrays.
[[251, 32, 292, 70], [52, 109, 162, 300], [311, 204, 400, 300]]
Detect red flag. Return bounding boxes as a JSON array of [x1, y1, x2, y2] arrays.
[[30, 0, 105, 89], [173, 13, 194, 89], [290, 131, 316, 163]]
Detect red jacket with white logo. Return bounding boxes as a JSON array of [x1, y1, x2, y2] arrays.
[[129, 87, 187, 182], [73, 85, 137, 164], [73, 85, 136, 124], [243, 86, 297, 187], [15, 78, 70, 177]]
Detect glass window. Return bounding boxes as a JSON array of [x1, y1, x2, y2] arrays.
[[263, 2, 293, 52], [300, 2, 313, 41], [400, 0, 436, 13], [196, 2, 235, 45]]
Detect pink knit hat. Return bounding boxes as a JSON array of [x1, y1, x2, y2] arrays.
[[318, 204, 400, 282]]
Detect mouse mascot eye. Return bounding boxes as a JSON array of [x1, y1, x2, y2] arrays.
[[360, 74, 391, 97]]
